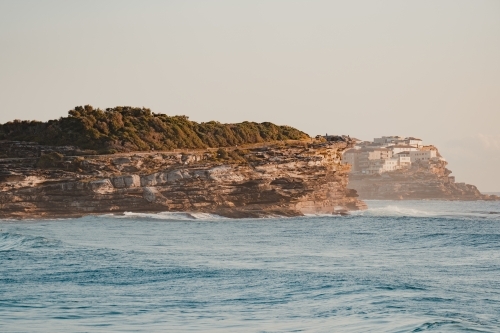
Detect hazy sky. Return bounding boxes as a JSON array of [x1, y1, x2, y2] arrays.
[[1, 0, 499, 191]]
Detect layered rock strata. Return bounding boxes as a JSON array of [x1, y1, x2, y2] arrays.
[[0, 140, 366, 219], [348, 158, 499, 201]]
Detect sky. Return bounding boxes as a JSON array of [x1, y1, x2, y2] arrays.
[[0, 0, 499, 191]]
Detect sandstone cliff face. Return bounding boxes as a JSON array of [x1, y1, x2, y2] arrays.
[[348, 158, 499, 201], [0, 140, 366, 219]]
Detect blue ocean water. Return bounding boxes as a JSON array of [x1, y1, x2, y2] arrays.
[[1, 200, 500, 332]]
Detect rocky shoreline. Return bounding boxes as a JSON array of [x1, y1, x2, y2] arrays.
[[348, 158, 499, 201], [0, 139, 366, 219]]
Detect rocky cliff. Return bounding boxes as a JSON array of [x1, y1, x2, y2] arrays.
[[348, 157, 499, 201], [0, 139, 366, 219]]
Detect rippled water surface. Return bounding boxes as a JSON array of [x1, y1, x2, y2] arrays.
[[1, 200, 500, 332]]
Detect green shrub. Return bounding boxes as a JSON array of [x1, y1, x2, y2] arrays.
[[36, 152, 64, 168], [0, 105, 310, 152], [217, 148, 228, 159], [229, 150, 246, 162]]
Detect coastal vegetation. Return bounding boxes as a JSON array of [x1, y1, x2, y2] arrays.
[[0, 105, 309, 152], [36, 152, 64, 168]]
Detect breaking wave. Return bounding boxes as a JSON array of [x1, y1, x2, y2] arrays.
[[351, 203, 500, 220], [0, 232, 60, 251], [109, 211, 228, 221], [102, 205, 500, 221], [351, 205, 436, 217]]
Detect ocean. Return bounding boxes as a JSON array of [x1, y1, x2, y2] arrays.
[[1, 200, 500, 332]]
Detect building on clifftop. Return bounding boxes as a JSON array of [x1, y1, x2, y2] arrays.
[[342, 136, 437, 175]]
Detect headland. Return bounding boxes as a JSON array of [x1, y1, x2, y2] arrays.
[[343, 136, 499, 201], [0, 106, 366, 219]]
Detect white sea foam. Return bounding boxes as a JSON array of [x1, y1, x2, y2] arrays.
[[351, 205, 435, 217], [304, 213, 344, 218], [111, 211, 228, 221], [102, 205, 500, 221], [351, 201, 500, 220]]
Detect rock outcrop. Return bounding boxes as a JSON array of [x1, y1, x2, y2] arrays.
[[348, 157, 499, 201], [0, 139, 366, 219]]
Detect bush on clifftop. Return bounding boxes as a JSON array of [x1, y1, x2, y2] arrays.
[[36, 152, 64, 168], [0, 105, 309, 152]]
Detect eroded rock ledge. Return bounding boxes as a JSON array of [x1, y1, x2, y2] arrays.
[[0, 140, 366, 219]]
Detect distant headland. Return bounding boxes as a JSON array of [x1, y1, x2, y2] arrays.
[[343, 136, 499, 201]]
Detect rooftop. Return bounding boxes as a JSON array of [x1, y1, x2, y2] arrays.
[[391, 145, 416, 148]]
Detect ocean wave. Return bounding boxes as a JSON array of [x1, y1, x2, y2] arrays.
[[107, 211, 229, 221], [0, 232, 60, 251], [304, 213, 344, 218], [105, 207, 500, 221], [350, 205, 500, 220], [351, 205, 436, 217]]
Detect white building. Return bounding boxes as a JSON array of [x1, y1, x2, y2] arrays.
[[405, 137, 423, 148], [363, 158, 400, 174], [373, 136, 404, 145], [409, 149, 436, 163], [342, 148, 361, 171], [342, 136, 438, 175], [358, 148, 392, 171], [395, 152, 412, 168], [390, 145, 419, 154], [381, 158, 400, 172]]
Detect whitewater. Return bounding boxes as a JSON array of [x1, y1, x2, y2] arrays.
[[1, 200, 500, 332]]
